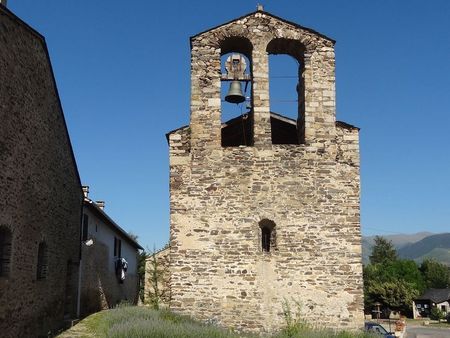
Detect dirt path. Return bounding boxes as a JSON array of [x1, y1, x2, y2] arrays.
[[57, 320, 95, 338]]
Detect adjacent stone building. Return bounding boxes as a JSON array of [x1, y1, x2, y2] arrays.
[[80, 187, 143, 317], [0, 4, 83, 337], [144, 246, 171, 307], [168, 8, 364, 333]]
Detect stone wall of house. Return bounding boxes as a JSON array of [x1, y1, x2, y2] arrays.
[[169, 10, 364, 333], [144, 247, 171, 307], [0, 7, 83, 338], [80, 241, 139, 317]]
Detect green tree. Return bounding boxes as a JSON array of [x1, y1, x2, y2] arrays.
[[366, 279, 419, 313], [420, 258, 450, 289], [369, 236, 397, 265], [128, 232, 148, 303], [146, 245, 170, 310], [364, 240, 424, 316], [363, 260, 424, 314], [138, 250, 148, 303]]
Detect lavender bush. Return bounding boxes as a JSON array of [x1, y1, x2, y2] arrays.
[[83, 304, 377, 338]]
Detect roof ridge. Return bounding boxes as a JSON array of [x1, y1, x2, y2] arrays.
[[190, 10, 335, 44]]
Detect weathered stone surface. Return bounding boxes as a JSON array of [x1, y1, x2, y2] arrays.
[[169, 10, 364, 334], [144, 247, 171, 307], [0, 7, 82, 338]]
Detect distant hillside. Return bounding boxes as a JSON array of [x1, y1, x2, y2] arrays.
[[362, 232, 433, 265], [398, 233, 450, 266], [362, 232, 450, 266]]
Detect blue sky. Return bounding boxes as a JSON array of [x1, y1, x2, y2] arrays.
[[9, 1, 450, 250]]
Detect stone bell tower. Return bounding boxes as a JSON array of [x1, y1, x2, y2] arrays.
[[167, 8, 364, 333]]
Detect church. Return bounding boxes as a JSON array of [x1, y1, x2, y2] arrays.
[[167, 6, 364, 333]]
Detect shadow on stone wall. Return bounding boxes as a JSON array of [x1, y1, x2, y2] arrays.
[[80, 240, 138, 317]]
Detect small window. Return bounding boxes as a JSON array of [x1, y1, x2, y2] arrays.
[[114, 237, 122, 257], [259, 219, 276, 253], [36, 242, 48, 280], [262, 227, 271, 252], [82, 214, 89, 241], [0, 227, 12, 277]]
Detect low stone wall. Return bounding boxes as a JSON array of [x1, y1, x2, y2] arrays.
[[144, 248, 171, 307]]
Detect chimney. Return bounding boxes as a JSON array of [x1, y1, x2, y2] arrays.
[[82, 186, 89, 198], [95, 201, 105, 210], [0, 1, 7, 8]]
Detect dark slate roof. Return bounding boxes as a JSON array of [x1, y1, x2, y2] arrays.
[[84, 199, 143, 250], [336, 120, 360, 131], [165, 112, 359, 144], [416, 289, 450, 303], [190, 9, 335, 44]]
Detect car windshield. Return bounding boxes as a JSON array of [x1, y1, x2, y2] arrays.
[[368, 323, 388, 334]]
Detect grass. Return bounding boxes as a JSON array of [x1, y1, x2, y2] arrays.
[[405, 317, 450, 328], [67, 304, 377, 338], [82, 305, 242, 338]]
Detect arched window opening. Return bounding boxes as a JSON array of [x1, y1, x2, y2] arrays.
[[220, 37, 254, 147], [267, 39, 306, 145], [36, 241, 48, 280], [259, 219, 276, 253], [0, 227, 12, 277]]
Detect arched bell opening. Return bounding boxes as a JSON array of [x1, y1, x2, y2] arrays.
[[220, 37, 254, 147], [266, 38, 306, 145]]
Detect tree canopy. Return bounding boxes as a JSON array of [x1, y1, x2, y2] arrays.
[[420, 258, 450, 289], [369, 236, 397, 265]]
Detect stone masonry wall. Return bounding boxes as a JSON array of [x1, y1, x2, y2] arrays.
[[144, 247, 171, 307], [169, 10, 364, 333], [0, 8, 82, 338]]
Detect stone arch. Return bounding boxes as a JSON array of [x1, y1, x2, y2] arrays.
[[0, 226, 12, 277], [266, 38, 306, 144], [220, 36, 253, 59], [259, 219, 276, 252], [219, 36, 254, 146]]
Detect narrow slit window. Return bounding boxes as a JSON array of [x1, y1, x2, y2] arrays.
[[259, 219, 276, 253], [82, 214, 89, 241], [0, 227, 12, 277], [114, 237, 122, 257], [36, 241, 48, 280], [262, 227, 271, 252]]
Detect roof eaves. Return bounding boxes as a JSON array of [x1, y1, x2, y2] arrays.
[[270, 112, 296, 125], [417, 289, 450, 303], [84, 199, 143, 250], [336, 120, 360, 131], [166, 124, 189, 143]]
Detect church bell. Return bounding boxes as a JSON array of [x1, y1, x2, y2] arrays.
[[225, 81, 245, 104]]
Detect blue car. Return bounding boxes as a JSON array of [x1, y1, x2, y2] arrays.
[[364, 322, 396, 338]]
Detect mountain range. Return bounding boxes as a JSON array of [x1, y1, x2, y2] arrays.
[[362, 232, 450, 266]]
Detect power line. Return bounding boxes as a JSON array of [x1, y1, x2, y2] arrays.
[[271, 75, 298, 79]]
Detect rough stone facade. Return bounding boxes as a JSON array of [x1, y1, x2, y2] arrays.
[[0, 6, 83, 338], [144, 247, 171, 307], [168, 10, 364, 333]]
